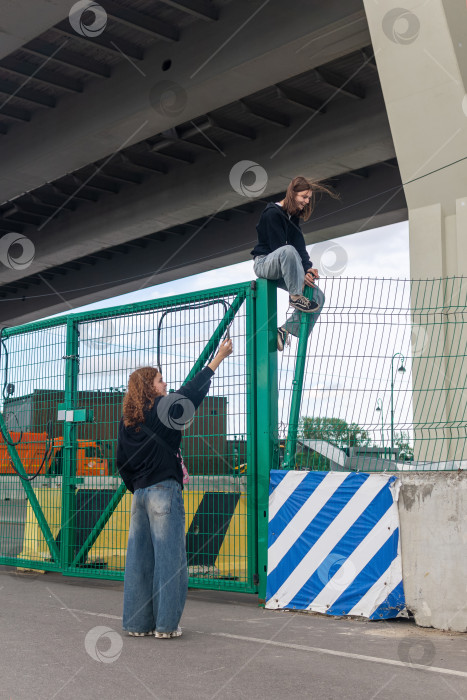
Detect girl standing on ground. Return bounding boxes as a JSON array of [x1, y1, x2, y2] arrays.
[[251, 176, 336, 350], [117, 339, 233, 639]]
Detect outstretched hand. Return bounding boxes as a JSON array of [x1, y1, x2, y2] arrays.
[[216, 338, 233, 359], [208, 338, 233, 372]]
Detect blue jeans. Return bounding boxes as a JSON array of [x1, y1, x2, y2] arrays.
[[254, 245, 325, 339], [123, 479, 188, 635]]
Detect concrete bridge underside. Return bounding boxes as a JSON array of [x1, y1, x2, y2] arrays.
[[0, 0, 406, 325]]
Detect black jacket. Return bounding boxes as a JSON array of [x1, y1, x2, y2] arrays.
[[250, 202, 312, 273], [116, 367, 214, 493]]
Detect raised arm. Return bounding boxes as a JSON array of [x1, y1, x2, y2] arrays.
[[207, 338, 233, 372]]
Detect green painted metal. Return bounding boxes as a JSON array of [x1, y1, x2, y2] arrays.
[[2, 275, 464, 593], [254, 279, 278, 602], [245, 283, 258, 591], [1, 283, 251, 340], [60, 318, 79, 570], [184, 289, 247, 383], [282, 286, 313, 469], [71, 482, 127, 567], [0, 410, 60, 564], [68, 287, 252, 578]]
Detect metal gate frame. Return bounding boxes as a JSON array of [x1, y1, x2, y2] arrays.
[[0, 281, 276, 595]]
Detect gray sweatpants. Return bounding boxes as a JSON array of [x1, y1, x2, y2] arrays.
[[253, 245, 325, 338]]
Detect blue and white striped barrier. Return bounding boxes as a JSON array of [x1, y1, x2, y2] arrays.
[[265, 471, 406, 619]]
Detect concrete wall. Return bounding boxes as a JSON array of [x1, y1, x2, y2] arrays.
[[397, 471, 467, 632]]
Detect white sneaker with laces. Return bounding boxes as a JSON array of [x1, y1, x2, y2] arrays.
[[289, 294, 319, 313]]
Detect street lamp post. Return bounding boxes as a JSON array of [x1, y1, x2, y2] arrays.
[[391, 352, 406, 452], [375, 398, 384, 453]]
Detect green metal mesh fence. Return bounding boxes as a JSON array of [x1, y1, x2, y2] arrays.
[[1, 276, 465, 586], [0, 324, 66, 571], [278, 276, 467, 472], [0, 283, 257, 590]]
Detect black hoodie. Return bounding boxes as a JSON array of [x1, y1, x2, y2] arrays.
[[250, 202, 312, 273], [116, 367, 214, 493]]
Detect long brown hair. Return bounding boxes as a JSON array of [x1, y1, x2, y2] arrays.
[[282, 176, 337, 221], [122, 367, 160, 429]]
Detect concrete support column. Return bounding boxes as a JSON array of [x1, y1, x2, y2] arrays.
[[363, 0, 467, 461]]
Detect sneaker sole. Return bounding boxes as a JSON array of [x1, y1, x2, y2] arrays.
[[277, 330, 287, 351], [155, 627, 182, 639]]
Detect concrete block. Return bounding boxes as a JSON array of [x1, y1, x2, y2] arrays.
[[397, 471, 467, 632]]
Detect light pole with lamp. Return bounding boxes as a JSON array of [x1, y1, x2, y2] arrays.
[[375, 398, 384, 454], [391, 352, 406, 452]]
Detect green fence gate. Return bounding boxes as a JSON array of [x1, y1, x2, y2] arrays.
[[1, 276, 466, 601], [0, 281, 274, 595]]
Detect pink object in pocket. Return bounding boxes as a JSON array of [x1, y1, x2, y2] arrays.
[[179, 450, 189, 484]]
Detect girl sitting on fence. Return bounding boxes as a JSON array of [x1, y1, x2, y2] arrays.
[[251, 176, 337, 350]]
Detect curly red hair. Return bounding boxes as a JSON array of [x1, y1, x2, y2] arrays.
[[122, 367, 160, 429]]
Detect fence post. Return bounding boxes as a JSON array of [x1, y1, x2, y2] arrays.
[[61, 317, 80, 570], [245, 283, 257, 590], [283, 286, 313, 469], [254, 279, 278, 603]]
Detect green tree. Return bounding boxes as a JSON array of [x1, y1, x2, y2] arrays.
[[300, 416, 371, 448], [293, 416, 372, 471]]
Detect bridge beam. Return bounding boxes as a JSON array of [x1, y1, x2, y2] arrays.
[[0, 0, 370, 202]]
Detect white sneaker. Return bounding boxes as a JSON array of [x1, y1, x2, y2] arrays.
[[128, 630, 155, 637], [155, 625, 182, 639]]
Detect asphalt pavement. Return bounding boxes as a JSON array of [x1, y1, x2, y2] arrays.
[[0, 567, 466, 700]]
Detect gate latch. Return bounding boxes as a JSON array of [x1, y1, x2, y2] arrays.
[[57, 405, 94, 423]]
